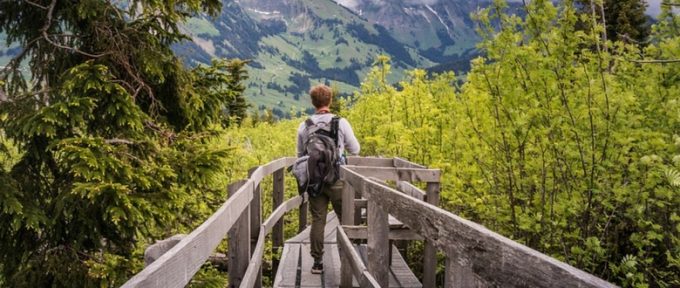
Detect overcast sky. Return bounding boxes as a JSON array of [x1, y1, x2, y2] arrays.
[[646, 0, 662, 16]]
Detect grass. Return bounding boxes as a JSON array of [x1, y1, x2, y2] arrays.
[[185, 18, 221, 37]]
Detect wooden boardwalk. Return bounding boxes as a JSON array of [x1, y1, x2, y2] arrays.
[[123, 156, 616, 288], [274, 213, 421, 288]]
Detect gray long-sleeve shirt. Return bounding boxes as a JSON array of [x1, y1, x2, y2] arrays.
[[296, 113, 360, 158]]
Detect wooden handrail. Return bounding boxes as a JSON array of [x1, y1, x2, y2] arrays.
[[340, 166, 616, 288], [337, 226, 381, 288], [122, 157, 295, 288], [343, 165, 441, 182], [123, 156, 613, 288], [240, 195, 305, 288], [395, 181, 426, 201], [122, 180, 255, 288]]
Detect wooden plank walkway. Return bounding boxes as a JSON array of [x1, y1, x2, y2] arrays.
[[274, 213, 421, 288]]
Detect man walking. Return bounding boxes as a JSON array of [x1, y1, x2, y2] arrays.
[[297, 84, 360, 274]]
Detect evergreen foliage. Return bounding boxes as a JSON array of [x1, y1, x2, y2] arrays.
[[347, 0, 679, 286], [575, 0, 650, 44], [0, 0, 250, 286]]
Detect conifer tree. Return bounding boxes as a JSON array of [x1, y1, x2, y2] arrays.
[[0, 0, 243, 286], [576, 0, 650, 43]]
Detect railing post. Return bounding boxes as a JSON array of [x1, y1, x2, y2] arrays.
[[340, 180, 355, 288], [423, 181, 440, 287], [248, 168, 262, 288], [367, 187, 390, 288], [272, 168, 285, 279], [341, 179, 355, 226], [445, 249, 476, 288], [228, 180, 250, 288]]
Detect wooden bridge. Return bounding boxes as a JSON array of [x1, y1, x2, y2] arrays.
[[122, 157, 616, 288]]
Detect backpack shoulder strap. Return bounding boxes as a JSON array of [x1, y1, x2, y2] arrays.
[[331, 116, 340, 145], [305, 118, 315, 127]]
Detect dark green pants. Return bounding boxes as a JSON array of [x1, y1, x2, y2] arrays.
[[309, 180, 343, 261]]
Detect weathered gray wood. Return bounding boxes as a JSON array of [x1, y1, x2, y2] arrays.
[[389, 246, 422, 288], [347, 156, 395, 167], [445, 249, 477, 288], [243, 195, 304, 287], [423, 181, 440, 288], [323, 243, 341, 287], [395, 181, 426, 201], [352, 173, 616, 288], [344, 166, 441, 183], [337, 226, 369, 287], [341, 178, 357, 288], [240, 229, 266, 288], [263, 195, 304, 234], [339, 168, 367, 225], [274, 243, 298, 287], [359, 271, 381, 288], [249, 157, 296, 287], [229, 180, 250, 288], [393, 157, 426, 169], [354, 198, 367, 209], [299, 244, 322, 287], [248, 168, 263, 288], [340, 244, 354, 287], [355, 245, 423, 288], [248, 157, 296, 184], [273, 168, 285, 252], [144, 236, 229, 271], [342, 181, 356, 226], [367, 198, 389, 288], [122, 180, 254, 288], [342, 225, 424, 241], [144, 234, 186, 266], [286, 212, 338, 244], [248, 167, 262, 242]]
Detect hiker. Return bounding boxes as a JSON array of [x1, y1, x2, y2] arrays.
[[296, 84, 360, 274]]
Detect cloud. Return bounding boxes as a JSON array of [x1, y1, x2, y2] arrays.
[[335, 0, 361, 9]]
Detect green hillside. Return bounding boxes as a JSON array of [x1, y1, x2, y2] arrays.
[[174, 0, 477, 116]]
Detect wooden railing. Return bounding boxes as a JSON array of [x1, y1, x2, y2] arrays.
[[338, 164, 617, 288], [122, 157, 301, 288], [122, 156, 616, 288], [122, 156, 398, 288]]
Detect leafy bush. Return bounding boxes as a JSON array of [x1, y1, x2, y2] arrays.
[[347, 1, 680, 286]]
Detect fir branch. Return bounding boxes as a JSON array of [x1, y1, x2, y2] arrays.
[[40, 0, 110, 58], [105, 138, 134, 145], [24, 0, 47, 9]]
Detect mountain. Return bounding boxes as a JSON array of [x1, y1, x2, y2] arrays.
[[172, 0, 493, 117], [0, 0, 490, 117], [335, 0, 482, 61]]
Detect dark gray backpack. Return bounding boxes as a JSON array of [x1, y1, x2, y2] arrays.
[[300, 116, 340, 197]]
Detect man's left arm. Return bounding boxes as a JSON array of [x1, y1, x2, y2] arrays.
[[340, 119, 360, 155]]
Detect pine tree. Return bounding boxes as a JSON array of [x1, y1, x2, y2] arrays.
[[0, 0, 243, 286], [576, 0, 650, 44]]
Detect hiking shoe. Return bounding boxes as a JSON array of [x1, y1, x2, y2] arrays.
[[311, 260, 323, 274]]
